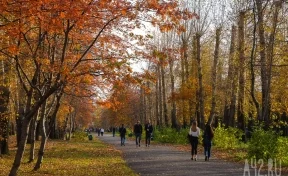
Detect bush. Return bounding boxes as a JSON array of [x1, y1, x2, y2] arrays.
[[125, 128, 133, 137], [247, 128, 278, 160], [153, 127, 192, 144], [72, 130, 88, 141], [213, 124, 243, 149], [276, 136, 288, 166]]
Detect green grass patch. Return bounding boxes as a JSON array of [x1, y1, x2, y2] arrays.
[[0, 135, 137, 176]]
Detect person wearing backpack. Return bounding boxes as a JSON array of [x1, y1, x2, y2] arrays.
[[203, 123, 214, 161], [119, 124, 127, 146]]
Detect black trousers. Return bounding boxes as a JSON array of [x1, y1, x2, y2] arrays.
[[146, 133, 152, 145], [190, 136, 198, 155]]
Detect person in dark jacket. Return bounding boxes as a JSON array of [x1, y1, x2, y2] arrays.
[[144, 119, 153, 147], [119, 124, 126, 146], [203, 123, 214, 161], [134, 120, 142, 147]]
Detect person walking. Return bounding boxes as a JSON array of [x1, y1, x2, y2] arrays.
[[100, 128, 104, 136], [119, 124, 127, 146], [144, 119, 153, 147], [134, 120, 142, 147], [188, 121, 200, 161], [203, 123, 214, 161]]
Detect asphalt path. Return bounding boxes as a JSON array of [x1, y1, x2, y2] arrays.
[[96, 133, 266, 176]]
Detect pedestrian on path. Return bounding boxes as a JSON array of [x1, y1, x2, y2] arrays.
[[112, 127, 116, 137], [188, 121, 200, 161], [119, 124, 127, 146], [203, 123, 214, 161], [134, 120, 143, 147], [144, 119, 153, 147], [100, 128, 104, 136]]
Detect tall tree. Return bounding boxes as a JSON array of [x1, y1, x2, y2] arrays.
[[237, 11, 246, 131]]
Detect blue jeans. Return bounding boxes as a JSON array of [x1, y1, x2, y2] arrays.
[[135, 133, 141, 145], [204, 141, 212, 158], [121, 136, 125, 145]]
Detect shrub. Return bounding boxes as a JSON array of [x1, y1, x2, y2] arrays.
[[72, 130, 88, 141], [276, 136, 288, 166], [153, 127, 192, 145], [213, 124, 243, 149], [247, 127, 278, 160]]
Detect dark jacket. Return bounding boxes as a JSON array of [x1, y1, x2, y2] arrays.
[[119, 127, 126, 137], [203, 131, 214, 146], [134, 124, 142, 134], [144, 124, 153, 135]]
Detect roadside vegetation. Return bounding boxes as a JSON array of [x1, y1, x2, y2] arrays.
[[0, 132, 137, 176]]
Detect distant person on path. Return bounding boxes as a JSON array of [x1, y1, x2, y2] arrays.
[[119, 124, 127, 146], [134, 120, 143, 147], [97, 128, 101, 136], [112, 127, 116, 137], [188, 121, 200, 161], [145, 119, 153, 147], [203, 123, 214, 161], [100, 128, 104, 136]]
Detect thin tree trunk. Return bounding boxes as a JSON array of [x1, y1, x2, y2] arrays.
[[0, 59, 11, 155], [264, 1, 281, 126], [256, 0, 268, 122], [208, 27, 221, 125], [250, 0, 261, 120], [68, 108, 73, 140], [160, 58, 168, 126], [196, 33, 205, 129], [224, 25, 236, 127], [155, 75, 160, 127], [237, 11, 246, 131], [28, 112, 39, 162], [180, 42, 187, 127], [158, 65, 163, 126], [34, 99, 48, 170], [168, 56, 177, 128]]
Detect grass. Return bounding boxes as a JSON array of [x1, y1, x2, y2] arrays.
[[0, 135, 137, 176]]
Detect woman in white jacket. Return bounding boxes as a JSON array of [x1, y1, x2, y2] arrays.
[[188, 121, 200, 161]]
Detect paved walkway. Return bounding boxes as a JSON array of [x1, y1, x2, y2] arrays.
[[97, 134, 285, 176]]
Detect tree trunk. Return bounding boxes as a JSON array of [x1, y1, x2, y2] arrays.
[[34, 100, 48, 170], [28, 112, 39, 162], [264, 1, 281, 126], [256, 0, 268, 122], [155, 75, 160, 127], [208, 27, 221, 125], [160, 58, 168, 126], [224, 25, 236, 127], [250, 0, 261, 120], [9, 117, 32, 176], [0, 59, 11, 155], [180, 41, 187, 127], [68, 109, 73, 140], [157, 65, 163, 126], [168, 56, 177, 128], [237, 11, 246, 131], [196, 33, 205, 128]]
